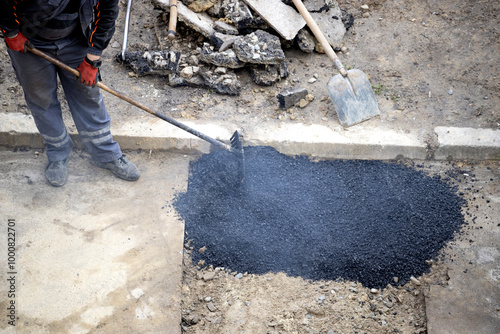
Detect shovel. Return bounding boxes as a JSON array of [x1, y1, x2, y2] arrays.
[[292, 0, 380, 127], [27, 45, 245, 181]]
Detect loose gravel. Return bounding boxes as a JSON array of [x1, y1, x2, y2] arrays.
[[174, 146, 465, 288]]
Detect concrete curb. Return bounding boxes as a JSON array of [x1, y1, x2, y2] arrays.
[[1, 112, 499, 160]]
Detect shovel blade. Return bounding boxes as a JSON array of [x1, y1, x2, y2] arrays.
[[327, 69, 380, 127]]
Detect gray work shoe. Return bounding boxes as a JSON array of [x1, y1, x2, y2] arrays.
[[45, 158, 69, 187], [92, 156, 140, 181]]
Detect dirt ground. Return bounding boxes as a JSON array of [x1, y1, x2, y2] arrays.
[[0, 0, 499, 333]]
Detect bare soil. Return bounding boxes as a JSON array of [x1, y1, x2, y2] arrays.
[[1, 1, 499, 333]]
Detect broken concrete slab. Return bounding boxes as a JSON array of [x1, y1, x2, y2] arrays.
[[303, 0, 337, 12], [233, 30, 285, 64], [209, 32, 237, 50], [242, 0, 306, 40], [250, 62, 289, 86], [154, 0, 216, 37], [213, 20, 239, 35], [277, 86, 308, 109], [199, 70, 241, 95], [310, 4, 346, 48], [218, 35, 239, 52], [223, 0, 255, 30], [199, 43, 245, 68], [169, 70, 241, 95], [119, 50, 181, 76]]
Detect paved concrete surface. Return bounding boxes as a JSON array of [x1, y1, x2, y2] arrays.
[[0, 150, 190, 334], [425, 164, 500, 334]]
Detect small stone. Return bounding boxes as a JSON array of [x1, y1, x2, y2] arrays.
[[308, 78, 317, 83], [305, 94, 314, 102], [299, 99, 309, 108], [448, 89, 454, 95], [297, 28, 316, 53], [205, 296, 212, 302], [410, 276, 421, 285], [362, 12, 370, 18], [198, 246, 207, 254], [131, 288, 144, 299], [207, 302, 216, 312], [111, 41, 120, 48], [315, 42, 325, 54], [313, 73, 319, 79], [393, 277, 399, 283], [203, 271, 216, 281], [235, 273, 244, 279], [181, 67, 194, 79], [361, 5, 370, 10], [188, 55, 200, 65], [370, 288, 378, 294], [341, 46, 348, 53], [215, 67, 227, 75], [191, 315, 201, 324]]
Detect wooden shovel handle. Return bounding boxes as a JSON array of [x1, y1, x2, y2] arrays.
[[167, 0, 178, 40], [292, 0, 347, 77]]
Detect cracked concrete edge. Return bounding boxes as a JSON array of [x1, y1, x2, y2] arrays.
[[1, 112, 499, 161]]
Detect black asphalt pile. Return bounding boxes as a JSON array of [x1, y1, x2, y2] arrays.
[[174, 146, 466, 288]]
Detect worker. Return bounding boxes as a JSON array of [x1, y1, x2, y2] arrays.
[[0, 0, 140, 187]]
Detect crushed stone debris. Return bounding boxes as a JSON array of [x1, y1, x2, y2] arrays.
[[174, 146, 466, 288]]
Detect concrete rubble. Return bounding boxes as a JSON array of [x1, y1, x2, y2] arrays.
[[277, 86, 308, 109], [242, 0, 306, 40], [250, 62, 289, 86], [118, 50, 181, 76], [232, 30, 285, 64], [123, 0, 352, 95]]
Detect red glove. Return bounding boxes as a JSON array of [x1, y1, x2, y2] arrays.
[[5, 32, 29, 53], [76, 58, 99, 87]]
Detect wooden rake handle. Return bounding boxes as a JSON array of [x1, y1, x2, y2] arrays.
[[292, 0, 347, 77]]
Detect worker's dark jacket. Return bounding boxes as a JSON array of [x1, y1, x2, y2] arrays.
[[0, 0, 118, 55]]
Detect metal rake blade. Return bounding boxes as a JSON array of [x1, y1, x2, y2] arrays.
[[230, 130, 245, 183]]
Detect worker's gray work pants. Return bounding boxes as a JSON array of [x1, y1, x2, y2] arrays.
[[7, 35, 122, 163]]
